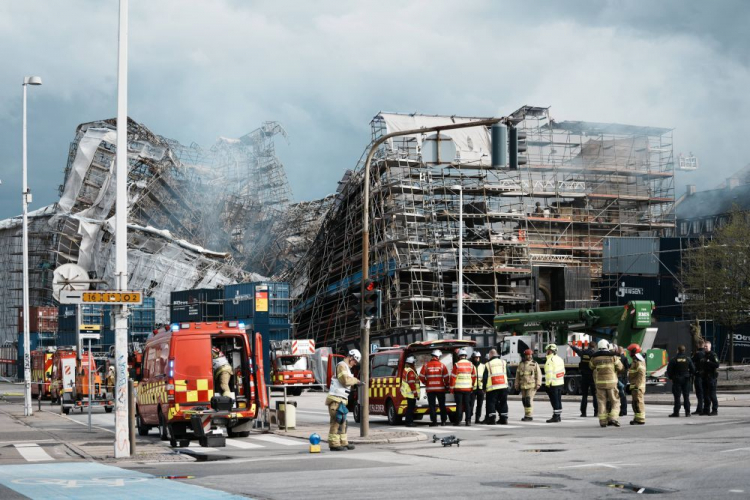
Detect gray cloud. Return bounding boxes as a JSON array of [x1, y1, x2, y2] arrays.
[[1, 0, 748, 219]]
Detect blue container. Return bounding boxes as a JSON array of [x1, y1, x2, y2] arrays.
[[58, 304, 105, 333], [224, 282, 290, 321], [170, 289, 224, 323], [58, 305, 78, 334], [17, 332, 41, 370]]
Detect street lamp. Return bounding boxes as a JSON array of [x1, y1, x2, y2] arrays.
[[450, 185, 463, 340], [22, 75, 42, 417]]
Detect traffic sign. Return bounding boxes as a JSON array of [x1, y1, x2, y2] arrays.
[[60, 290, 142, 305], [80, 333, 101, 341]]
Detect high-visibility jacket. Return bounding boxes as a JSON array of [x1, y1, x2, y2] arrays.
[[473, 362, 486, 391], [450, 359, 476, 392], [628, 355, 646, 392], [589, 351, 623, 389], [328, 360, 358, 402], [514, 359, 542, 391], [400, 366, 419, 399], [485, 357, 508, 391], [419, 359, 449, 393], [544, 354, 565, 387]]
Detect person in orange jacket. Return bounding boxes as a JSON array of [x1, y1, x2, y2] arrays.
[[450, 348, 477, 426], [400, 356, 419, 427], [419, 350, 450, 426]]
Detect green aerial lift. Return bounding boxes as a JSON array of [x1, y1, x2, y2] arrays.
[[493, 301, 660, 394]]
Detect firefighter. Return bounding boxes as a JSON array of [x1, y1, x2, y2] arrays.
[[590, 340, 624, 427], [544, 344, 565, 423], [627, 343, 646, 425], [569, 341, 598, 417], [470, 351, 485, 424], [105, 366, 116, 396], [667, 345, 696, 417], [482, 349, 509, 425], [513, 349, 542, 421], [325, 349, 361, 451], [450, 348, 477, 426], [212, 347, 234, 397], [700, 341, 719, 415], [419, 350, 450, 426], [400, 356, 419, 427]]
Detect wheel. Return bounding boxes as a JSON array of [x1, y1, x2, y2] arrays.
[[353, 403, 361, 424], [565, 376, 579, 396], [104, 406, 113, 413], [136, 408, 151, 436], [158, 409, 169, 441], [229, 430, 251, 438], [62, 406, 71, 415], [386, 400, 402, 425]]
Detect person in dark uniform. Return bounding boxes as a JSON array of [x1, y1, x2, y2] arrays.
[[569, 341, 598, 417], [691, 339, 706, 415], [617, 346, 630, 417], [667, 345, 696, 417], [701, 341, 720, 415]]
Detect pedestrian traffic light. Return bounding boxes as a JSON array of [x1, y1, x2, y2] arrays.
[[508, 126, 527, 170]]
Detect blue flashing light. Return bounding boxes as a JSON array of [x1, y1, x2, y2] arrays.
[[170, 323, 180, 332], [309, 433, 321, 445], [238, 322, 246, 330]]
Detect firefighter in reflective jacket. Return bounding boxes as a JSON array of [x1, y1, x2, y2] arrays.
[[514, 349, 542, 421], [470, 351, 485, 424], [482, 349, 509, 425], [419, 350, 450, 426], [590, 340, 624, 427], [627, 343, 646, 425], [212, 347, 233, 397], [325, 349, 361, 451], [450, 348, 477, 426], [544, 344, 565, 423], [400, 356, 419, 427]]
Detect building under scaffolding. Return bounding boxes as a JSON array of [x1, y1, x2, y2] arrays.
[[290, 106, 675, 351]]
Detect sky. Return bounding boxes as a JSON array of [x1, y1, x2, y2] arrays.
[[0, 0, 749, 219]]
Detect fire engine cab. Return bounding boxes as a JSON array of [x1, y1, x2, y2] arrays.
[[270, 339, 316, 395], [31, 349, 54, 400], [136, 321, 267, 447], [354, 339, 476, 425]]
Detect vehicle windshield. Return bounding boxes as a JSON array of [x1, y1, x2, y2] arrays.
[[500, 339, 512, 357], [277, 356, 307, 371]]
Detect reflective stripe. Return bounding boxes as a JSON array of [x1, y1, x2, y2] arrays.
[[486, 358, 508, 391], [400, 367, 418, 398], [452, 360, 474, 391], [473, 363, 486, 390], [545, 355, 565, 387]]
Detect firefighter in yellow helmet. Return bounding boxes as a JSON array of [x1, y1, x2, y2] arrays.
[[514, 349, 542, 421], [544, 344, 565, 422], [325, 349, 361, 451], [590, 340, 624, 427], [212, 347, 233, 397], [627, 343, 647, 425]]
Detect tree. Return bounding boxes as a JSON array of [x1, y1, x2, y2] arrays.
[[681, 209, 750, 366]]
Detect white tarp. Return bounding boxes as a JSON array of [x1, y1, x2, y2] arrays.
[[58, 128, 117, 213]]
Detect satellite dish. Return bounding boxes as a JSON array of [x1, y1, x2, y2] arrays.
[[52, 263, 89, 302]]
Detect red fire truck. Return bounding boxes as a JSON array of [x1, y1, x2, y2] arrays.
[[30, 349, 54, 400], [269, 339, 316, 396]]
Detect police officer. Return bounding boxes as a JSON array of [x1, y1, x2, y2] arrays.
[[617, 346, 630, 417], [544, 344, 566, 423], [590, 340, 624, 427], [419, 350, 450, 426], [569, 341, 598, 417], [627, 343, 646, 425], [482, 349, 510, 425], [212, 347, 233, 397], [691, 339, 706, 415], [470, 351, 486, 424], [514, 349, 542, 421], [450, 348, 477, 426], [325, 349, 361, 451], [400, 356, 419, 427], [701, 341, 719, 415], [667, 345, 696, 417]]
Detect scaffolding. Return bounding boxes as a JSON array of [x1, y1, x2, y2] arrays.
[[290, 107, 675, 351]]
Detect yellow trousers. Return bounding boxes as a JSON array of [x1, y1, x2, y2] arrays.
[[596, 386, 620, 423], [631, 389, 645, 423], [326, 398, 348, 448], [521, 388, 537, 417]]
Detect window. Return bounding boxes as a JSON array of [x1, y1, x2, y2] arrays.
[[144, 347, 157, 378], [371, 353, 400, 378], [704, 218, 713, 233], [680, 222, 689, 236]]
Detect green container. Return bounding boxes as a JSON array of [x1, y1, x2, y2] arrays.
[[645, 348, 668, 375]]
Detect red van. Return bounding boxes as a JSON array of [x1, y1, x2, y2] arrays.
[[135, 321, 267, 447]]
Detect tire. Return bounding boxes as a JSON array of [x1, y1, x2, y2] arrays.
[[136, 410, 151, 437], [168, 423, 187, 447], [353, 403, 361, 424], [229, 430, 251, 438], [62, 406, 71, 415], [104, 406, 113, 413], [287, 387, 303, 397], [158, 409, 168, 441], [386, 400, 402, 425], [565, 376, 579, 396]]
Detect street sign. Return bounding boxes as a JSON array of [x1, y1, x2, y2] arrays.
[[60, 290, 142, 305], [80, 333, 101, 341]]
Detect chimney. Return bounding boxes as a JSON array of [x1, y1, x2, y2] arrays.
[[727, 177, 740, 190], [686, 184, 696, 196]]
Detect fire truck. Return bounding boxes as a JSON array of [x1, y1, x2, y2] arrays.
[[269, 339, 316, 396], [135, 322, 268, 447], [30, 349, 55, 400], [49, 349, 114, 414]]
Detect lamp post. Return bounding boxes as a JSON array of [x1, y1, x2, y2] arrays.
[[22, 76, 42, 417], [450, 185, 463, 340]]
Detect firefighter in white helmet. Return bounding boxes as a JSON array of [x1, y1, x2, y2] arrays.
[[400, 355, 419, 427], [590, 339, 624, 427], [212, 347, 233, 397], [325, 349, 361, 451], [419, 349, 450, 426], [450, 348, 477, 426]]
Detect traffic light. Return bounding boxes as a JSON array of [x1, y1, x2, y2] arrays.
[[351, 279, 382, 319], [508, 126, 527, 170]]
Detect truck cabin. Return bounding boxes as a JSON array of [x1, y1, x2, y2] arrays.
[[275, 355, 308, 372]]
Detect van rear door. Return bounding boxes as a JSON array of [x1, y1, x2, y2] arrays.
[[172, 336, 213, 405]]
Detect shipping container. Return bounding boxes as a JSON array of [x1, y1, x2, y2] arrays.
[[223, 282, 290, 321], [237, 317, 292, 385], [18, 306, 58, 333], [603, 237, 660, 276], [170, 288, 224, 323], [57, 304, 105, 334]]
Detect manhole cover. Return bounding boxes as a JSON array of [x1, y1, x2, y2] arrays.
[[482, 481, 565, 490], [521, 449, 566, 453], [594, 481, 676, 494]]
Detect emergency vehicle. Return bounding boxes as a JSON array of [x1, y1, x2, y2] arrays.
[[30, 349, 55, 400], [353, 339, 476, 425], [269, 339, 316, 396], [49, 349, 113, 414], [135, 321, 267, 447]]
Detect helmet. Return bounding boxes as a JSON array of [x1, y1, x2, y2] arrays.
[[471, 351, 480, 358], [348, 349, 362, 363], [627, 343, 641, 355], [523, 349, 533, 356], [597, 339, 610, 351], [431, 349, 442, 358], [405, 356, 416, 364], [457, 348, 468, 357], [212, 346, 222, 358], [545, 344, 557, 353]]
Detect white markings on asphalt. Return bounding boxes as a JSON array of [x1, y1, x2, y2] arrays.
[[225, 439, 264, 449], [13, 444, 53, 462], [185, 447, 219, 453], [729, 490, 745, 493], [559, 462, 635, 470], [720, 447, 750, 453], [295, 410, 330, 415], [250, 435, 305, 446]]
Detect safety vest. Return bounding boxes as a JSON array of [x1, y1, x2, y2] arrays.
[[419, 359, 449, 393], [486, 358, 508, 391], [473, 363, 486, 390], [329, 361, 353, 399], [400, 366, 419, 399], [451, 359, 475, 392], [544, 354, 565, 387]]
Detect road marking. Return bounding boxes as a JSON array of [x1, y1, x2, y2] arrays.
[[0, 439, 55, 446], [226, 439, 264, 449], [185, 447, 219, 453], [250, 435, 305, 446], [13, 444, 53, 462], [729, 490, 745, 493], [295, 410, 330, 415], [389, 426, 485, 432], [559, 462, 635, 470], [720, 447, 750, 453]]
